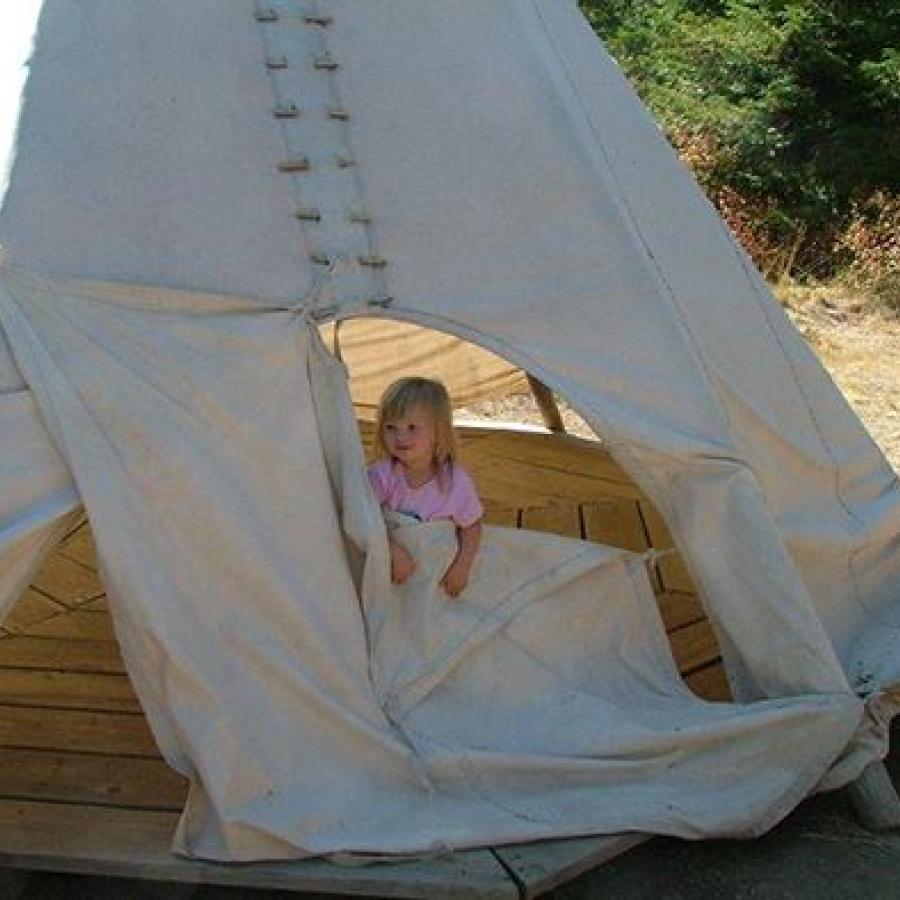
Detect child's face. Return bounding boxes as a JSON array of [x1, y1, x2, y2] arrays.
[[382, 404, 437, 472]]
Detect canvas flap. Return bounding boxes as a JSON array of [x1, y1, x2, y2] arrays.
[[0, 269, 873, 859]]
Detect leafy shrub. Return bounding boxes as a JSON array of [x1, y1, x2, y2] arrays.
[[580, 1, 900, 285]]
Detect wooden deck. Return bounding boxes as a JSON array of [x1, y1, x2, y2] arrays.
[[0, 423, 728, 897]]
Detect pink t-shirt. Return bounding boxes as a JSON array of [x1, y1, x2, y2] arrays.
[[368, 458, 483, 527]]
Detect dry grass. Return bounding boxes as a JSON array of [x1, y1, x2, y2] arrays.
[[778, 282, 900, 473]]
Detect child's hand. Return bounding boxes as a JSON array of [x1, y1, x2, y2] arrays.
[[440, 557, 471, 598], [389, 540, 416, 585]]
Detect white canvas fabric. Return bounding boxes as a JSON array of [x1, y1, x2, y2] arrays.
[[0, 0, 898, 861], [0, 320, 79, 618], [0, 271, 873, 859]]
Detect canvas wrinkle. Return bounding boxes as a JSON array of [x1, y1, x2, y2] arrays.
[[521, 0, 737, 443], [0, 268, 878, 856], [732, 247, 870, 615]]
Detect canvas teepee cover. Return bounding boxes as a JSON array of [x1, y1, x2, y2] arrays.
[[0, 0, 897, 860]]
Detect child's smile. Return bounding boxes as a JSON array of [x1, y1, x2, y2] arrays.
[[383, 404, 437, 484]]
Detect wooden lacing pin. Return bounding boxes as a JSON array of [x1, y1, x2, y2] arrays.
[[295, 207, 322, 222], [266, 55, 288, 69], [303, 14, 333, 27], [334, 154, 356, 168], [278, 157, 311, 173], [310, 251, 332, 266], [313, 54, 340, 71], [327, 107, 350, 121], [358, 254, 388, 269], [273, 103, 300, 118], [346, 210, 372, 225], [254, 8, 278, 22]]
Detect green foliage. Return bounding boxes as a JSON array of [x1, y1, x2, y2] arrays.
[[579, 1, 900, 281]]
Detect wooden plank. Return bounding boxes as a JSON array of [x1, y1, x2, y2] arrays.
[[492, 834, 646, 898], [581, 499, 649, 553], [666, 619, 720, 675], [81, 596, 109, 612], [0, 636, 124, 674], [466, 456, 641, 507], [0, 669, 140, 712], [0, 800, 518, 898], [1, 590, 66, 633], [638, 503, 696, 594], [0, 705, 159, 757], [683, 662, 732, 702], [16, 610, 116, 642], [463, 428, 626, 483], [482, 506, 519, 528], [847, 761, 900, 830], [520, 506, 582, 539], [655, 591, 705, 634], [57, 522, 99, 572], [0, 748, 186, 810], [28, 554, 104, 608]]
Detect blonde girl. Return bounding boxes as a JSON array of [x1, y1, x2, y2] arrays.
[[368, 377, 483, 597]]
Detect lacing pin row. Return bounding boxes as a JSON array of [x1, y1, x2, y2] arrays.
[[310, 253, 389, 269], [313, 54, 340, 71], [278, 157, 311, 173], [279, 157, 362, 174], [358, 255, 388, 269], [273, 103, 300, 119]]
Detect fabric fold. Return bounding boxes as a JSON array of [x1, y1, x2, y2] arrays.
[[0, 269, 880, 859]]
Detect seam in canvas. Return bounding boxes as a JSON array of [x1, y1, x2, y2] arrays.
[[523, 0, 739, 448], [728, 245, 868, 612]]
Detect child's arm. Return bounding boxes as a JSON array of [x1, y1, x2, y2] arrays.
[[389, 537, 416, 584], [441, 519, 483, 598]]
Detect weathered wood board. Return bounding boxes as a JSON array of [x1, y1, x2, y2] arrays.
[[0, 801, 518, 898], [492, 834, 647, 898]]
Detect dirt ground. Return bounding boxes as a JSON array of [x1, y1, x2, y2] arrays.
[[780, 285, 900, 474]]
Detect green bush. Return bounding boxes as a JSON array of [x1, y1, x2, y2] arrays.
[[580, 1, 900, 287]]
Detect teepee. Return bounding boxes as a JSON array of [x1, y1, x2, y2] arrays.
[[0, 0, 898, 888]]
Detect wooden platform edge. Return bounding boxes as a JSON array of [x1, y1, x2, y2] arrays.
[[0, 800, 517, 899], [492, 833, 647, 898], [847, 760, 900, 831]]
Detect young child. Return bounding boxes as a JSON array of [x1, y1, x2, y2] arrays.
[[368, 377, 483, 598]]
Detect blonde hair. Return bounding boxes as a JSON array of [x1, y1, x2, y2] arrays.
[[375, 377, 458, 468]]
